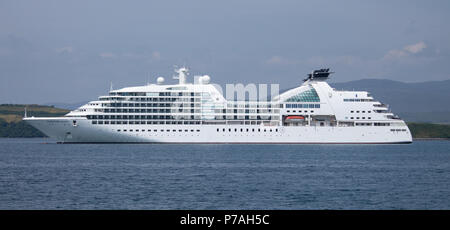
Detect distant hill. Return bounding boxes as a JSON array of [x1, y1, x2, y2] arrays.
[[330, 79, 450, 123], [44, 101, 88, 110], [408, 123, 450, 139], [0, 104, 69, 137]]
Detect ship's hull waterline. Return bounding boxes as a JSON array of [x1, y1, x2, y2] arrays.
[[24, 117, 412, 144]]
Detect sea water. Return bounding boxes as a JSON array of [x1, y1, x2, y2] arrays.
[[0, 138, 449, 209]]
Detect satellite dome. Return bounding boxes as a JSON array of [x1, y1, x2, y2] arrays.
[[200, 75, 210, 84], [156, 77, 165, 85]]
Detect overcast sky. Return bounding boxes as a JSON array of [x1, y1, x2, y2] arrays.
[[1, 0, 450, 104]]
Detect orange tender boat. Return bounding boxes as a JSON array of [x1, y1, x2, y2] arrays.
[[285, 115, 305, 122]]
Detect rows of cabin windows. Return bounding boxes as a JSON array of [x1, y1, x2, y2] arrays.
[[390, 129, 407, 132], [285, 104, 320, 109], [87, 115, 279, 120], [286, 110, 315, 113], [97, 101, 282, 108], [110, 92, 201, 97], [346, 116, 371, 120], [92, 108, 281, 114], [217, 128, 279, 133], [352, 122, 391, 126], [117, 129, 201, 132], [100, 94, 202, 101], [94, 121, 201, 125], [104, 102, 200, 107], [350, 110, 372, 113], [343, 98, 374, 102]]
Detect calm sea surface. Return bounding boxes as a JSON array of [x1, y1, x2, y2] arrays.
[[0, 138, 449, 210]]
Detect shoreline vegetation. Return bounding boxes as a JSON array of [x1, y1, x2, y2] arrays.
[[0, 104, 449, 139]]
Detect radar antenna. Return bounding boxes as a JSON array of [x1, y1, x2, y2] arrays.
[[303, 68, 334, 82], [173, 66, 189, 85]]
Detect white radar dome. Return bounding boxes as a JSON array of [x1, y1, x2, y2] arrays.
[[200, 75, 210, 84], [156, 77, 165, 85]]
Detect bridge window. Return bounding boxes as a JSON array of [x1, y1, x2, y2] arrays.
[[286, 88, 320, 102]]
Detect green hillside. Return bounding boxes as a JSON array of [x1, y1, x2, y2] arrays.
[[0, 104, 69, 137], [407, 123, 450, 139]]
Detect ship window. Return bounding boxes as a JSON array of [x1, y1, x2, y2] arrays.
[[124, 129, 127, 132], [223, 128, 225, 132], [351, 117, 354, 119], [129, 129, 133, 132], [196, 130, 200, 132], [117, 129, 121, 132], [217, 128, 219, 132], [276, 129, 278, 132], [258, 129, 261, 132], [368, 117, 371, 119], [191, 130, 194, 132], [357, 111, 360, 113], [285, 88, 320, 102], [351, 111, 354, 113]]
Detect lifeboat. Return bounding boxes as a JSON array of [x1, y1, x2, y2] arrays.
[[285, 115, 305, 122]]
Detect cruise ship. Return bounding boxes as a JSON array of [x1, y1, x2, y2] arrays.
[[24, 68, 412, 144]]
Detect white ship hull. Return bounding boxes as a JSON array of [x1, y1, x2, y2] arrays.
[[24, 117, 413, 144]]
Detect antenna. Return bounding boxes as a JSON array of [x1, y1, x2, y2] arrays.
[[24, 106, 27, 118], [110, 82, 113, 92]]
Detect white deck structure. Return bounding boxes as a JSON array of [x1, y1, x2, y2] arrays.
[[24, 68, 412, 144]]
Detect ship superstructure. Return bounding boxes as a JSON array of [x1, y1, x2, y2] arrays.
[[24, 68, 412, 144]]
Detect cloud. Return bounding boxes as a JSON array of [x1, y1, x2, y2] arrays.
[[56, 46, 73, 54], [99, 52, 117, 59], [383, 41, 427, 60], [404, 41, 427, 54]]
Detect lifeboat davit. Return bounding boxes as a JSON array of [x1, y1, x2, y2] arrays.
[[285, 115, 305, 122]]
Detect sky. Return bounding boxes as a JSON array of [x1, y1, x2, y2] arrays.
[[1, 0, 450, 104]]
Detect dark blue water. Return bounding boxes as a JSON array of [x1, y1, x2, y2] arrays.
[[0, 138, 449, 209]]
